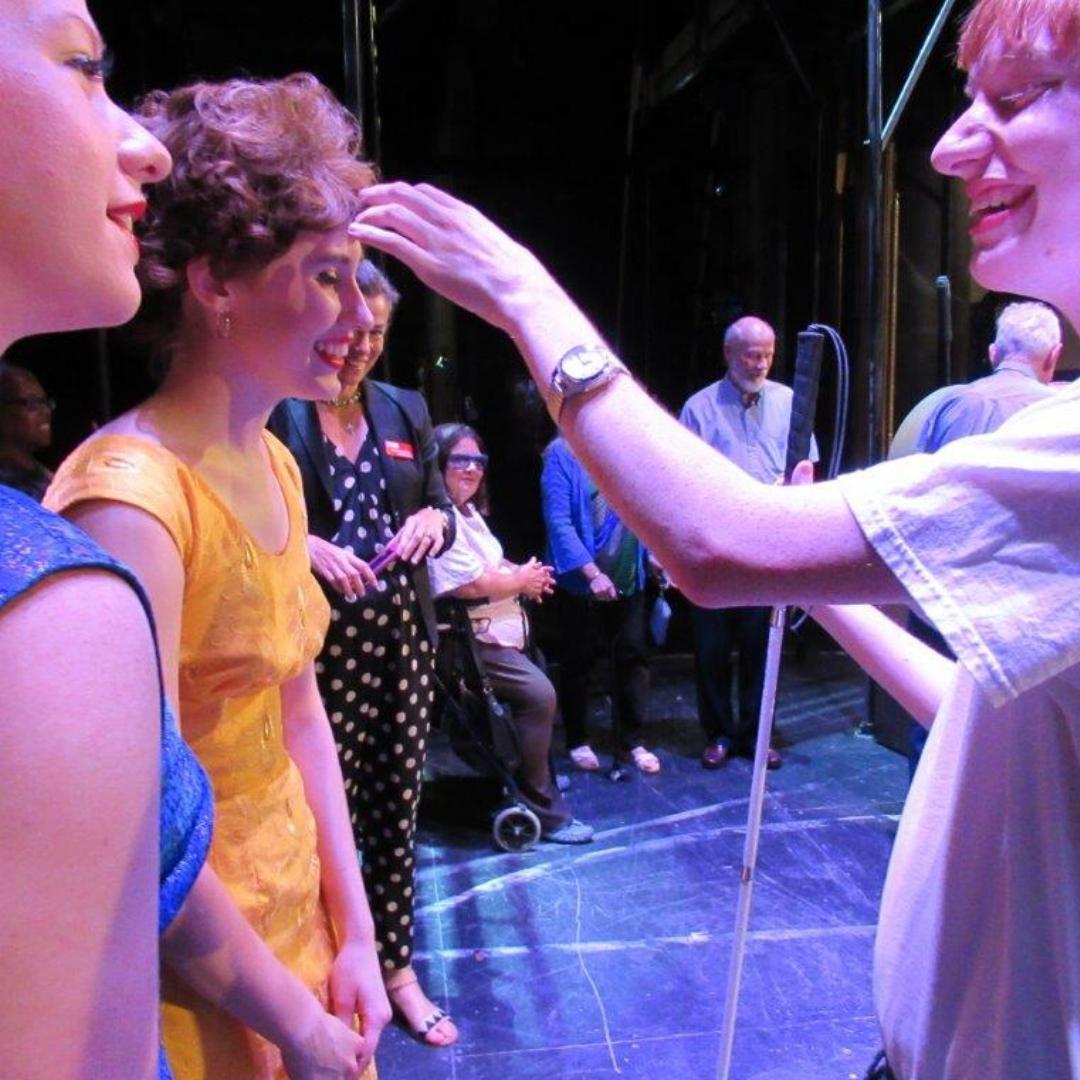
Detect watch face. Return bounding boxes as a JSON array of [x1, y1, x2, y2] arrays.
[[563, 348, 608, 380]]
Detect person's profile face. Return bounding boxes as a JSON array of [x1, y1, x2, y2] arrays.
[[221, 226, 370, 403], [0, 0, 171, 343], [931, 31, 1080, 307], [725, 327, 775, 394], [339, 291, 392, 396]]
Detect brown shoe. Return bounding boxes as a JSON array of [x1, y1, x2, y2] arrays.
[[702, 742, 730, 769], [766, 747, 782, 770]]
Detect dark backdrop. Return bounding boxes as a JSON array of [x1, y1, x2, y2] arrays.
[[14, 0, 1051, 633]]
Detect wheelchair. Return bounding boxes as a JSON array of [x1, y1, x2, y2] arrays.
[[432, 597, 545, 853]]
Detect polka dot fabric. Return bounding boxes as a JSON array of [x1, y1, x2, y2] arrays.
[[316, 432, 434, 970]]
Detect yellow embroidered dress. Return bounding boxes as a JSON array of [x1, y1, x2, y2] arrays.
[[46, 432, 372, 1079]]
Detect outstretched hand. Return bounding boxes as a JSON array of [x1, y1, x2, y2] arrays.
[[349, 183, 561, 335]]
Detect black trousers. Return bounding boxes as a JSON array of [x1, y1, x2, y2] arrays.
[[556, 588, 650, 752], [690, 604, 770, 751]]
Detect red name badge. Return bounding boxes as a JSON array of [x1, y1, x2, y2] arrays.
[[384, 440, 415, 460]]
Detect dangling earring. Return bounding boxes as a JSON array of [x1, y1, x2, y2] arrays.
[[217, 310, 233, 339]]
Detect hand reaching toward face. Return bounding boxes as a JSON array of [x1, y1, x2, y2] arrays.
[[349, 183, 562, 335]]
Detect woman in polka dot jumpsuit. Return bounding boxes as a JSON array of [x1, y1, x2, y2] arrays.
[[269, 261, 459, 1047]]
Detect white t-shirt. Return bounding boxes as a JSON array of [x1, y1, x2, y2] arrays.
[[837, 383, 1080, 1079], [428, 503, 526, 649]]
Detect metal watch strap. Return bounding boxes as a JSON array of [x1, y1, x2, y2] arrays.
[[546, 347, 626, 423]]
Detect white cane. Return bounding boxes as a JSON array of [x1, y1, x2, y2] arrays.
[[716, 329, 825, 1080], [717, 603, 787, 1080]]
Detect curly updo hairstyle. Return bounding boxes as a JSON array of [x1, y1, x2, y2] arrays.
[[133, 73, 375, 357]]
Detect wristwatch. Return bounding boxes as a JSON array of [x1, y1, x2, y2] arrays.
[[546, 345, 628, 423]]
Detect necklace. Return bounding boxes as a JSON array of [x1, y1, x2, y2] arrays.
[[319, 390, 364, 434], [322, 390, 362, 409]]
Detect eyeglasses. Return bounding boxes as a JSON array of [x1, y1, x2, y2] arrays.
[[0, 395, 55, 412], [447, 452, 488, 471]]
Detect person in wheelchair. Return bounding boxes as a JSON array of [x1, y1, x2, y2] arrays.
[[429, 423, 594, 845]]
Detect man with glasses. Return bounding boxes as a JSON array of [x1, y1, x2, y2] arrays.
[[0, 361, 55, 501]]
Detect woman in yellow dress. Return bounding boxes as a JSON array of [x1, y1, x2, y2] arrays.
[[45, 74, 399, 1078]]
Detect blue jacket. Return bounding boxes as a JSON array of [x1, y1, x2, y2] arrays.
[[540, 437, 647, 597]]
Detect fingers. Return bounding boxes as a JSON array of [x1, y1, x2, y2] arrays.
[[414, 182, 469, 210], [356, 559, 379, 592], [789, 459, 815, 486], [351, 197, 436, 250], [329, 983, 354, 1026], [348, 220, 438, 281], [333, 555, 376, 602], [394, 510, 445, 564], [356, 180, 467, 221]]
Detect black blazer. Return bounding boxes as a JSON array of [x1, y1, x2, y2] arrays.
[[268, 380, 455, 647]]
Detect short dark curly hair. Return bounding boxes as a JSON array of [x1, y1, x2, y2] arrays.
[[133, 73, 375, 356]]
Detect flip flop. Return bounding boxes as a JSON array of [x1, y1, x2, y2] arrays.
[[629, 745, 661, 774]]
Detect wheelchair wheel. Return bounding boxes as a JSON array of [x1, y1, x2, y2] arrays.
[[492, 805, 542, 853]]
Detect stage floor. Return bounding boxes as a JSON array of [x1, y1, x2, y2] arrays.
[[377, 650, 906, 1079]]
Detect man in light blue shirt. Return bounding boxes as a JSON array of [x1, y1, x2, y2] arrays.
[[915, 300, 1061, 454], [679, 316, 813, 769], [904, 300, 1061, 774]]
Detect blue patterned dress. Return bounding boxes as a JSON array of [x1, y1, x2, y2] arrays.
[[0, 485, 213, 1078]]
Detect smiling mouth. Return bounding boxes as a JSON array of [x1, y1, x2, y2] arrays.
[[968, 186, 1034, 234], [106, 201, 147, 247], [314, 339, 352, 369]]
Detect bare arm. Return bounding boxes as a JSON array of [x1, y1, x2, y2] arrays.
[[0, 572, 160, 1079], [810, 604, 955, 728], [66, 501, 371, 1075], [447, 557, 554, 602], [163, 867, 365, 1078], [351, 184, 902, 609], [449, 567, 523, 601], [280, 665, 391, 1052]]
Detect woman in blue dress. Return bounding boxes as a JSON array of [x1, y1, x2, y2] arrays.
[[0, 5, 371, 1077]]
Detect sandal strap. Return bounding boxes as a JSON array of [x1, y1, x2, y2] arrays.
[[418, 1008, 449, 1035]]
